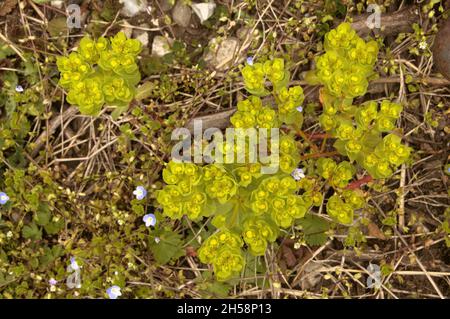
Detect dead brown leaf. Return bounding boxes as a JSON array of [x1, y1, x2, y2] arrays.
[[367, 222, 387, 240], [281, 244, 297, 268], [0, 0, 16, 17]]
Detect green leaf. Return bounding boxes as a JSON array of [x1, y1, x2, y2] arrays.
[[44, 219, 64, 235], [47, 17, 69, 38], [304, 70, 321, 85], [111, 104, 129, 120], [35, 204, 51, 226], [135, 81, 155, 101], [39, 245, 64, 267], [280, 110, 303, 128], [201, 280, 232, 298], [22, 222, 42, 240], [297, 214, 329, 246], [333, 139, 347, 156], [140, 56, 169, 76], [149, 228, 184, 264], [238, 254, 267, 287], [0, 41, 15, 60], [273, 70, 291, 91], [245, 87, 270, 97]]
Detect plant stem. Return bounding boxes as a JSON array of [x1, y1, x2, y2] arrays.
[[345, 175, 373, 190], [300, 151, 338, 160], [296, 129, 320, 153]]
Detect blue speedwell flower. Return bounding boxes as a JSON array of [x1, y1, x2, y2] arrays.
[[106, 285, 122, 299], [69, 257, 80, 271], [291, 168, 305, 181], [296, 105, 303, 112], [15, 85, 24, 93], [0, 192, 9, 205], [143, 213, 156, 227], [246, 56, 254, 65], [49, 278, 58, 286], [133, 186, 147, 200]]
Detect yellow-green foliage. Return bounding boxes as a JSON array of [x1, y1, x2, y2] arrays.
[[157, 56, 310, 280], [310, 22, 379, 98], [156, 23, 413, 281], [57, 32, 141, 116], [309, 23, 411, 180]]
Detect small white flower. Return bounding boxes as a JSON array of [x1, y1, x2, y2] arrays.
[[106, 285, 122, 299], [0, 192, 9, 205], [154, 237, 160, 244], [246, 56, 254, 65], [418, 41, 428, 50], [291, 168, 306, 181], [133, 186, 147, 200], [15, 85, 24, 92], [143, 213, 156, 227]]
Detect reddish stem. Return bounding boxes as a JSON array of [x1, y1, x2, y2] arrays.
[[308, 133, 333, 140], [346, 175, 374, 190], [300, 151, 338, 160]]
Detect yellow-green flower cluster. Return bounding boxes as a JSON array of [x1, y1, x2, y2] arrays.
[[327, 190, 365, 224], [156, 162, 208, 220], [318, 97, 410, 179], [242, 58, 289, 96], [251, 176, 310, 228], [66, 76, 104, 115], [203, 165, 238, 204], [230, 96, 278, 129], [356, 100, 403, 132], [242, 217, 278, 256], [57, 52, 92, 88], [98, 32, 141, 83], [276, 86, 304, 115], [277, 135, 301, 174], [364, 134, 411, 179], [316, 158, 355, 189], [242, 62, 266, 95], [314, 23, 378, 98], [232, 164, 262, 187], [198, 231, 245, 281], [57, 32, 141, 115], [263, 58, 287, 85]]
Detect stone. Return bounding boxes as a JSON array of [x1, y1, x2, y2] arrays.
[[133, 24, 149, 47], [51, 1, 64, 9], [160, 0, 175, 11], [191, 2, 216, 24], [204, 37, 240, 71], [172, 0, 192, 28], [119, 0, 148, 17], [151, 36, 172, 57], [120, 20, 133, 38]]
